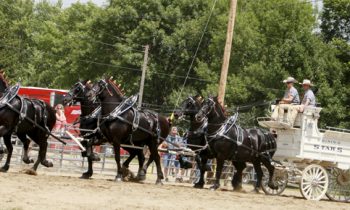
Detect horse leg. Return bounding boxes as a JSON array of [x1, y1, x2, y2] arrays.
[[261, 156, 278, 190], [135, 150, 146, 181], [142, 155, 153, 175], [149, 139, 164, 185], [210, 157, 224, 190], [232, 161, 246, 192], [194, 155, 208, 189], [80, 156, 94, 179], [252, 160, 263, 193], [121, 151, 136, 179], [0, 134, 13, 172], [31, 140, 53, 172], [112, 142, 123, 181], [17, 134, 34, 164]]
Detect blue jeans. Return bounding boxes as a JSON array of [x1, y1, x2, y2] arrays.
[[163, 154, 180, 168]]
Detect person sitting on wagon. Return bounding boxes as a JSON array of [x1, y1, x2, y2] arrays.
[[299, 79, 316, 112], [271, 76, 300, 126]]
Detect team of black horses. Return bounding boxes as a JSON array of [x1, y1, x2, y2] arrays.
[[0, 74, 279, 192]]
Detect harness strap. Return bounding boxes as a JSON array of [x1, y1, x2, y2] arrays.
[[132, 108, 140, 132]]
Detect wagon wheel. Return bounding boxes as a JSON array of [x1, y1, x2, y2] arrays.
[[261, 167, 288, 195], [326, 168, 350, 202], [299, 164, 329, 201]]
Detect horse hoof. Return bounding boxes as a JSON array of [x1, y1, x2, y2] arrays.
[[80, 173, 92, 179], [233, 187, 246, 193], [268, 182, 279, 190], [22, 157, 34, 164], [209, 185, 220, 191], [155, 180, 163, 185], [121, 166, 130, 178], [251, 188, 260, 194], [115, 175, 123, 182], [21, 169, 37, 176], [0, 165, 9, 172], [193, 183, 204, 189], [42, 160, 53, 168], [137, 174, 146, 181]]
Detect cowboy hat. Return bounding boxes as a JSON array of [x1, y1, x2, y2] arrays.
[[300, 79, 313, 86], [283, 76, 297, 83]]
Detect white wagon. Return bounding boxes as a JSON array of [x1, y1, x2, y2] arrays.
[[257, 106, 350, 201]]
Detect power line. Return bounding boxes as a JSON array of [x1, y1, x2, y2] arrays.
[[0, 43, 142, 72], [70, 34, 145, 53], [150, 72, 212, 83], [172, 0, 219, 114], [0, 43, 211, 83]]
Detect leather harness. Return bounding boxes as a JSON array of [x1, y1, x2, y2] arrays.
[[0, 84, 49, 132]]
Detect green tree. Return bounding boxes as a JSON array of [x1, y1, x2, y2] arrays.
[[321, 0, 350, 42]]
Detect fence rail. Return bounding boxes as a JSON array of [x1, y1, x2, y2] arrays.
[[0, 137, 256, 186]]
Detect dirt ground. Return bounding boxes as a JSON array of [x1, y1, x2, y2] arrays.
[[0, 169, 349, 210]]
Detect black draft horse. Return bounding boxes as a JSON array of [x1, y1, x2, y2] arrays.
[[175, 95, 258, 190], [0, 72, 56, 173], [195, 97, 278, 192], [64, 80, 149, 180], [174, 95, 213, 188], [88, 78, 170, 184]]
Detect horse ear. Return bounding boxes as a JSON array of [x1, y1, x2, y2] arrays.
[[194, 94, 203, 102]]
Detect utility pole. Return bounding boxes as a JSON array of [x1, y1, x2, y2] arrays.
[[218, 0, 238, 106], [138, 45, 149, 109]]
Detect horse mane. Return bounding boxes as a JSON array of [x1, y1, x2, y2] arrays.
[[0, 71, 9, 89], [213, 96, 227, 117], [107, 79, 125, 96]]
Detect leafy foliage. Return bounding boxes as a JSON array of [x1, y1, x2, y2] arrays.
[[0, 0, 349, 127]]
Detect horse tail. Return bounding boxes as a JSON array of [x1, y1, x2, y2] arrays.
[[44, 102, 56, 131], [157, 115, 171, 143]]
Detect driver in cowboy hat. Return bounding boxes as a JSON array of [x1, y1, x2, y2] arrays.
[[271, 76, 300, 126], [280, 76, 300, 104], [299, 79, 316, 112]]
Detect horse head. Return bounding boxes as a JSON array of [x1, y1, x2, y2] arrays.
[[64, 80, 92, 106], [195, 96, 225, 122], [88, 78, 124, 103], [175, 95, 204, 119]]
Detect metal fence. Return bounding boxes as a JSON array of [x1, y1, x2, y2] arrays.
[[0, 137, 255, 186]]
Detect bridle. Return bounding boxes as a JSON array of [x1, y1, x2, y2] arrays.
[[195, 98, 218, 122], [66, 82, 86, 104], [183, 96, 199, 114], [90, 79, 114, 102]]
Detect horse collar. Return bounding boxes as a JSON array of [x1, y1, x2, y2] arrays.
[[81, 105, 101, 120], [0, 83, 20, 108], [103, 95, 138, 120]]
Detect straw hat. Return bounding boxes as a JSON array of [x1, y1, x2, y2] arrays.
[[283, 76, 297, 83], [300, 79, 313, 86]]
